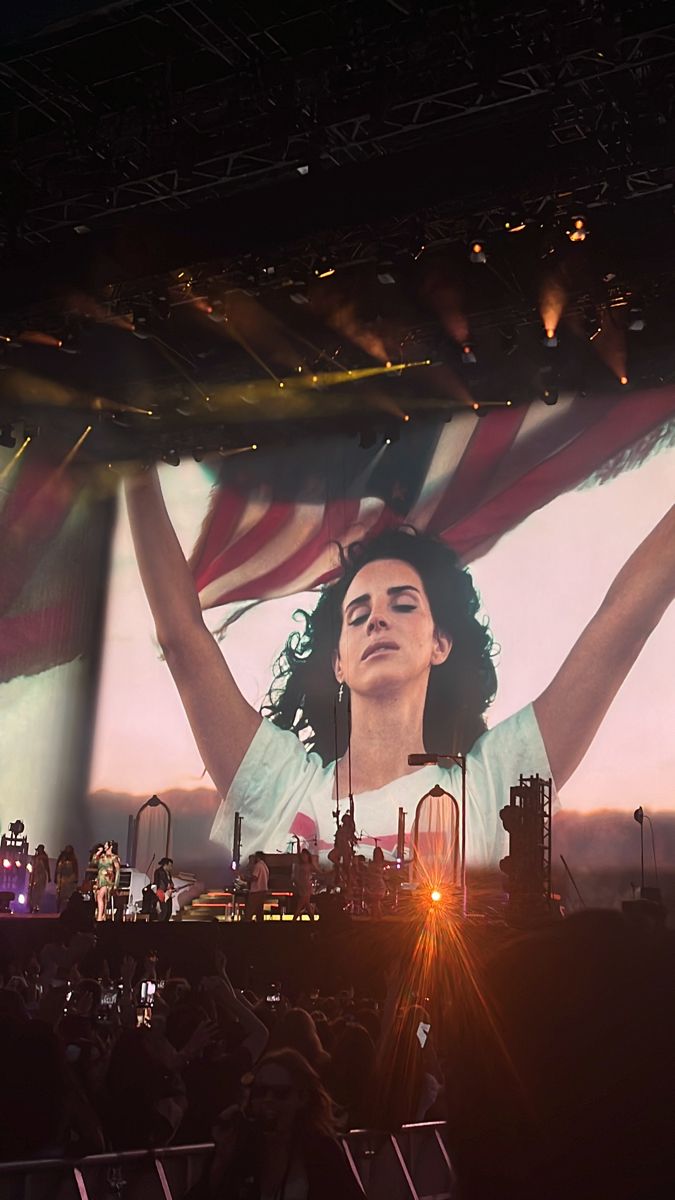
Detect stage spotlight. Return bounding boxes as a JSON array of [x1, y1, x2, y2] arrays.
[[542, 386, 558, 405], [376, 262, 397, 285], [17, 893, 25, 905], [567, 215, 588, 243], [628, 306, 645, 331], [0, 425, 16, 448], [461, 343, 477, 365], [430, 889, 442, 903], [620, 375, 629, 386], [2, 859, 10, 869], [162, 449, 180, 467], [313, 259, 335, 279], [581, 305, 601, 340], [469, 240, 487, 264], [504, 214, 527, 233], [543, 327, 558, 347], [207, 304, 228, 322]]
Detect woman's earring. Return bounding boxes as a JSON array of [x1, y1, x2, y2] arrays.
[[338, 683, 344, 703]]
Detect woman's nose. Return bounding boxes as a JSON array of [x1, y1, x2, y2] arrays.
[[367, 611, 388, 634]]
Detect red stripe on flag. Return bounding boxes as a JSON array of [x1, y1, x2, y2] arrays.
[[309, 500, 406, 590], [189, 484, 249, 584], [0, 602, 83, 684], [0, 467, 75, 618], [427, 405, 528, 534], [194, 500, 296, 593], [220, 496, 363, 603], [443, 389, 675, 558]]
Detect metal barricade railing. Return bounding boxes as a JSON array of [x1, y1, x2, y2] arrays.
[[0, 1122, 455, 1200], [346, 1122, 455, 1200]]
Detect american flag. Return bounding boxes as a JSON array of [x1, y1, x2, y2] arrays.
[[191, 388, 675, 609], [2, 387, 674, 684], [0, 457, 113, 683]]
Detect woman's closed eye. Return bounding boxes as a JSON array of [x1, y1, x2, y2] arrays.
[[347, 608, 369, 627], [348, 601, 417, 626]]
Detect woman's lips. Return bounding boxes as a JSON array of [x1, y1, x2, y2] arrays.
[[361, 641, 399, 661]]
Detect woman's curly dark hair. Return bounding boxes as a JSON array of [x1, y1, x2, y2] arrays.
[[262, 527, 497, 762]]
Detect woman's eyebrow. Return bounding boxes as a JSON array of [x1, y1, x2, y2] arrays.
[[344, 592, 370, 614], [388, 585, 421, 597]]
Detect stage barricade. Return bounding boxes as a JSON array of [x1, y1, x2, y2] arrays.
[[0, 1122, 455, 1200]]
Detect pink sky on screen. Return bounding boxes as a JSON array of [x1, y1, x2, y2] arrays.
[[89, 447, 675, 811]]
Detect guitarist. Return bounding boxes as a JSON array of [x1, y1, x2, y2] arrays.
[[153, 856, 174, 922]]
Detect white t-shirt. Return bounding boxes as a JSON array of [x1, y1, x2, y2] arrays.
[[250, 859, 270, 892], [211, 703, 552, 867]]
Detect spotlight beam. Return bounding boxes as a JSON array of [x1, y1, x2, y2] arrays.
[[0, 436, 31, 484], [59, 425, 92, 470]]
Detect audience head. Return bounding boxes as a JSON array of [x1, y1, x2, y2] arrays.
[[247, 1048, 337, 1138], [269, 1007, 330, 1073]]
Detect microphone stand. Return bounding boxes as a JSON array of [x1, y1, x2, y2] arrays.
[[624, 807, 664, 921], [634, 806, 645, 894]]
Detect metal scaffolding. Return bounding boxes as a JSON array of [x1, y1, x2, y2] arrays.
[[0, 1, 672, 248]]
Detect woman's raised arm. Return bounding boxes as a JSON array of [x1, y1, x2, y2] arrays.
[[534, 502, 675, 790], [124, 468, 261, 797]]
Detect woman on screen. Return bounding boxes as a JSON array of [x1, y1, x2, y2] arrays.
[[125, 468, 675, 866]]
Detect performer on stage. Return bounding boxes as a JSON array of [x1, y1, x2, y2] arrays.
[[245, 851, 269, 922], [153, 856, 174, 922], [328, 811, 357, 890], [126, 468, 675, 867], [55, 845, 79, 913], [366, 847, 387, 920], [29, 844, 50, 913], [93, 840, 121, 922], [292, 839, 315, 922]]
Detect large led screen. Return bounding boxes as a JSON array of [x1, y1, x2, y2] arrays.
[[1, 399, 674, 902]]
